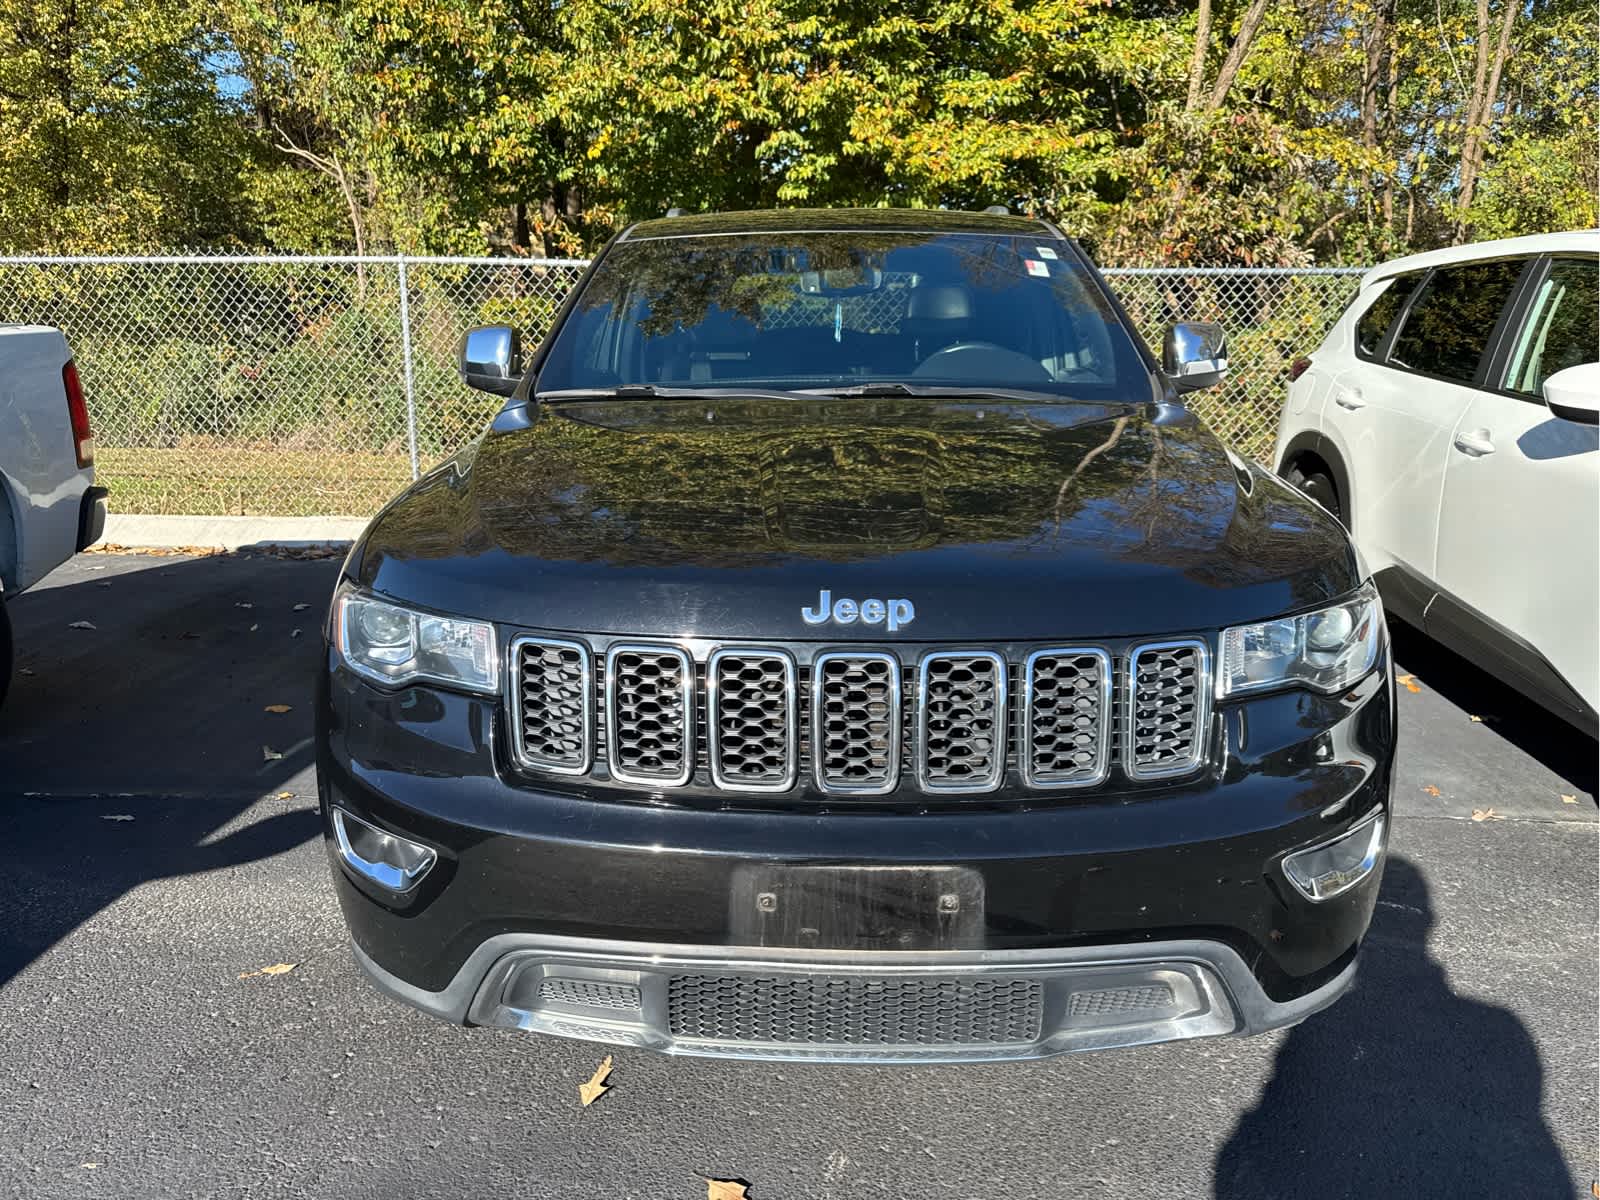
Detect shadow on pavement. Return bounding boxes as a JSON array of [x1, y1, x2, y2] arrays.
[[1214, 856, 1572, 1198], [1389, 617, 1597, 800], [0, 551, 339, 989]]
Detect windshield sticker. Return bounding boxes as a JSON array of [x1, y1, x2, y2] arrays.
[[1036, 246, 1059, 259], [1025, 259, 1050, 277]]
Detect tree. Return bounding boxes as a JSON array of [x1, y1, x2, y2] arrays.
[[0, 0, 252, 251]]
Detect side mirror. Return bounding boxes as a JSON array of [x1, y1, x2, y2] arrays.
[[1163, 322, 1229, 393], [458, 325, 521, 396], [1542, 363, 1600, 425]]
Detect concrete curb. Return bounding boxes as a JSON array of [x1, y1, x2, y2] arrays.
[[103, 514, 369, 550]]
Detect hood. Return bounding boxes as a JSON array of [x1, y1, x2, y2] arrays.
[[355, 397, 1359, 640]]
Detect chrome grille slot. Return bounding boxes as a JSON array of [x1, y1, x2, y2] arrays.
[[917, 651, 1006, 793], [667, 973, 1044, 1047], [605, 644, 694, 786], [708, 650, 797, 791], [812, 652, 901, 794], [511, 636, 592, 774], [1023, 647, 1111, 788], [1126, 640, 1210, 780]]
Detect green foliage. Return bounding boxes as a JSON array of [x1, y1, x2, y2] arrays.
[[1, 0, 1594, 259]]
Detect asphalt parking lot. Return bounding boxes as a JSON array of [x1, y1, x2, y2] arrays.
[[2, 551, 1595, 1200]]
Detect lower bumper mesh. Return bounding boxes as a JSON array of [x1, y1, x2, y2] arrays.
[[666, 973, 1044, 1047]]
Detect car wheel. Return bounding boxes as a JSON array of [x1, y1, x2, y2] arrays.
[[1287, 464, 1342, 524]]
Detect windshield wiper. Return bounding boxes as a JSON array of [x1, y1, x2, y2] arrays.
[[537, 385, 814, 403], [799, 382, 1077, 403]]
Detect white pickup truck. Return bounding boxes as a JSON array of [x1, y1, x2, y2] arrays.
[[1, 325, 108, 705]]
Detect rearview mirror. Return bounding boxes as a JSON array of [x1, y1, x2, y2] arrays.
[[458, 325, 521, 397], [1542, 363, 1600, 425], [1163, 322, 1229, 393]]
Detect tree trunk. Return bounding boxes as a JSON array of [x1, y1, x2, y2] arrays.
[[52, 0, 77, 208], [1457, 0, 1517, 227], [1205, 0, 1273, 113], [1185, 0, 1213, 114], [1382, 54, 1398, 227]]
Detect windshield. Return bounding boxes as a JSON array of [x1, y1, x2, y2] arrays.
[[535, 231, 1152, 401]]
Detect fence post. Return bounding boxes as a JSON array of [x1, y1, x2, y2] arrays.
[[397, 255, 420, 480]]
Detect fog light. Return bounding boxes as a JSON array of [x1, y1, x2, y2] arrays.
[[331, 807, 436, 893], [1282, 813, 1385, 902]]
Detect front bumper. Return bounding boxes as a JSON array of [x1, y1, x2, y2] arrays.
[[351, 931, 1356, 1062], [318, 646, 1394, 1059]]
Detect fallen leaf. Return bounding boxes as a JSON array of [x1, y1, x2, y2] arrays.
[[1422, 785, 1442, 797], [1396, 674, 1421, 694], [239, 962, 297, 979], [277, 791, 295, 800], [262, 745, 283, 762], [235, 602, 254, 609], [1471, 808, 1503, 822], [19, 668, 34, 676], [264, 704, 292, 714], [250, 623, 259, 632], [291, 628, 303, 639], [706, 1180, 751, 1200], [1562, 794, 1578, 805], [100, 814, 135, 822], [1468, 714, 1483, 723], [578, 1055, 613, 1107], [68, 620, 96, 630], [81, 1163, 100, 1170], [293, 603, 310, 611]]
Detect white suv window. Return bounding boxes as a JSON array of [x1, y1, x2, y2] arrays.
[[1388, 258, 1527, 384], [1354, 272, 1421, 359], [1502, 257, 1599, 397]]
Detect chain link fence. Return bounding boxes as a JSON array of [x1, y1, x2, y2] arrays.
[[0, 255, 1364, 517]]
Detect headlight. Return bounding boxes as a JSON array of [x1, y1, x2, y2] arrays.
[[335, 584, 498, 694], [1218, 583, 1383, 698]]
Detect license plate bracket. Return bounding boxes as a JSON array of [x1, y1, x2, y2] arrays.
[[729, 863, 985, 950]]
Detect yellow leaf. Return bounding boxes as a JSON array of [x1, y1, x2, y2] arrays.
[[277, 791, 295, 800], [240, 962, 298, 979], [1468, 714, 1482, 723], [1396, 674, 1421, 694], [578, 1055, 613, 1107], [1561, 794, 1578, 805], [1422, 785, 1441, 797], [706, 1181, 751, 1200], [1471, 808, 1503, 822], [264, 704, 292, 714]]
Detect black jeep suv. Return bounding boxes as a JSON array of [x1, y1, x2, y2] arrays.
[[317, 208, 1395, 1062]]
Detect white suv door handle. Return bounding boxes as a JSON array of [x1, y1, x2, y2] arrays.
[[1453, 429, 1496, 457], [1334, 391, 1365, 410]]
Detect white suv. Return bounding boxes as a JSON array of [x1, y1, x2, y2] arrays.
[[0, 324, 108, 706], [1274, 231, 1599, 736]]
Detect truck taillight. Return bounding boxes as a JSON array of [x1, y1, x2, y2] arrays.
[[63, 360, 94, 468], [1287, 356, 1312, 383]]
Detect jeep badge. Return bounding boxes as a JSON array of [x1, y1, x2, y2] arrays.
[[800, 589, 915, 632]]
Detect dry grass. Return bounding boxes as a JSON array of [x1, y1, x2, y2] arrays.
[[96, 447, 414, 517]]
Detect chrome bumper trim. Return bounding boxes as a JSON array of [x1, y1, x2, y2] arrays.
[[350, 933, 1356, 1063]]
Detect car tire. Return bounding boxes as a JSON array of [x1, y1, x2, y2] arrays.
[[1287, 464, 1342, 524]]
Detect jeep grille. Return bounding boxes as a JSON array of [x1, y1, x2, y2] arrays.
[[1126, 641, 1212, 780], [605, 644, 694, 786], [509, 637, 1213, 797]]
